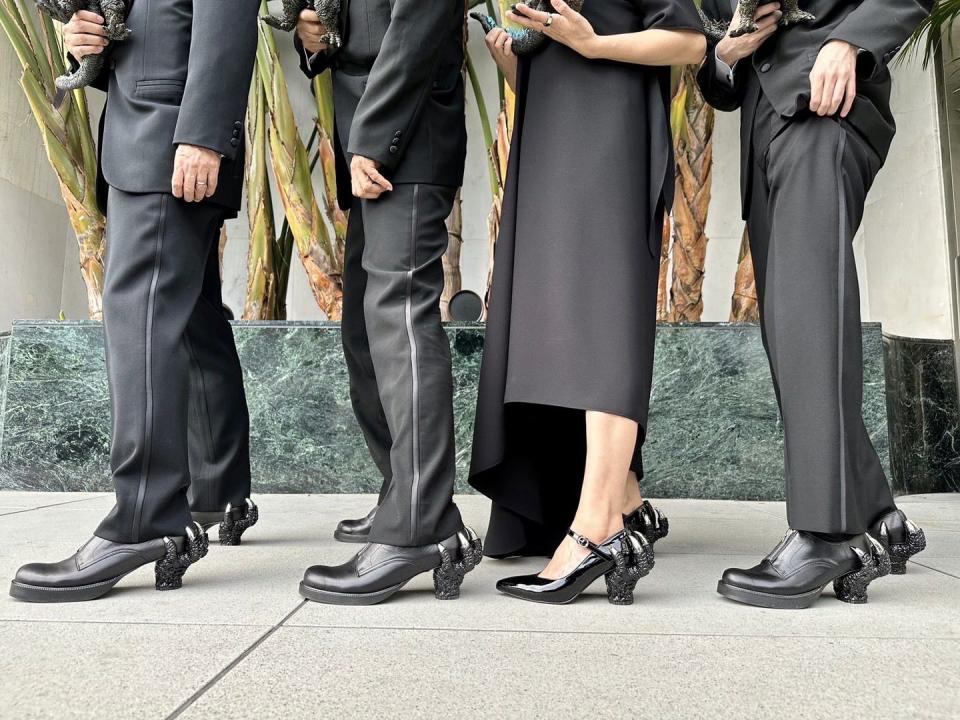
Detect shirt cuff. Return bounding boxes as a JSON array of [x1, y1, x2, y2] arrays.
[[715, 48, 735, 87], [301, 44, 324, 72]]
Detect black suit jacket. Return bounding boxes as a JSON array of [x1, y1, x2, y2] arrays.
[[696, 0, 932, 213], [89, 0, 259, 213], [296, 0, 468, 210]]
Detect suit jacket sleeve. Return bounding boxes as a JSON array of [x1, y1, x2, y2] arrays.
[[172, 0, 260, 161], [347, 0, 459, 171], [826, 0, 934, 80], [695, 0, 746, 112], [295, 34, 331, 78]]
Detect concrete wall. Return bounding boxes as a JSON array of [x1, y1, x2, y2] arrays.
[[1, 28, 957, 347]]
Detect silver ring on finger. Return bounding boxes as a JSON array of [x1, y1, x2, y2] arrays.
[[543, 13, 554, 27]]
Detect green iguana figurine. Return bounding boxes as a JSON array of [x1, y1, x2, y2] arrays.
[[262, 0, 342, 49], [36, 0, 131, 92], [700, 0, 815, 40], [470, 0, 586, 56]]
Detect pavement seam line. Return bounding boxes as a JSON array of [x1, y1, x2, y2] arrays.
[[164, 600, 308, 720], [0, 495, 110, 518], [909, 559, 960, 580], [278, 624, 960, 641]]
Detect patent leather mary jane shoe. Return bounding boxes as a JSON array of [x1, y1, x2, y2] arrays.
[[870, 508, 926, 574], [333, 505, 378, 544], [624, 500, 669, 545], [496, 529, 655, 605], [717, 530, 891, 609], [192, 498, 259, 546], [9, 522, 209, 603], [299, 526, 482, 606]]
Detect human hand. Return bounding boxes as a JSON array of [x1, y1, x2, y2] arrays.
[[715, 3, 782, 67], [809, 39, 858, 118], [351, 155, 393, 200], [63, 10, 109, 60], [484, 27, 518, 88], [172, 145, 221, 203], [507, 0, 599, 59], [296, 8, 329, 54]]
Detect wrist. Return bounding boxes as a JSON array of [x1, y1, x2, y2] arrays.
[[715, 39, 740, 67], [580, 33, 605, 60]]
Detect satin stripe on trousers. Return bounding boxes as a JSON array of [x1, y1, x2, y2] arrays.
[[97, 187, 251, 543], [358, 183, 463, 547], [747, 106, 896, 534]]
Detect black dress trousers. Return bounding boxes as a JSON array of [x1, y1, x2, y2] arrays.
[[747, 93, 896, 534], [96, 187, 252, 544], [356, 183, 464, 547]]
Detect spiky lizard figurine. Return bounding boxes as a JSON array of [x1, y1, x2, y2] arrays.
[[470, 0, 586, 56], [35, 0, 131, 92], [700, 0, 815, 40], [262, 0, 342, 49]]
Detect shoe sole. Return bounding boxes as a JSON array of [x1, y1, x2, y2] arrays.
[[716, 580, 827, 609], [333, 529, 369, 544], [299, 580, 408, 606], [9, 574, 127, 603]]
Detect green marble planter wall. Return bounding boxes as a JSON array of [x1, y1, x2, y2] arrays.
[[0, 321, 891, 500]]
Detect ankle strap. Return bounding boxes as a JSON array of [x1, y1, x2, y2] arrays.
[[567, 529, 610, 559]]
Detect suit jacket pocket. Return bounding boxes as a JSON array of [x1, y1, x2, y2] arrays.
[[135, 79, 185, 104]]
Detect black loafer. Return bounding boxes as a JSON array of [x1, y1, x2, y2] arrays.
[[192, 498, 259, 546], [300, 526, 482, 605], [870, 508, 926, 574], [333, 505, 378, 544], [624, 500, 669, 544], [9, 522, 209, 603], [496, 529, 655, 605], [717, 530, 891, 609]]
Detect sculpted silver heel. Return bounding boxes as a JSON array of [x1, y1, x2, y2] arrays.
[[604, 531, 656, 605], [879, 519, 926, 575], [219, 498, 259, 546], [154, 523, 209, 591], [833, 536, 891, 604], [434, 527, 483, 600]]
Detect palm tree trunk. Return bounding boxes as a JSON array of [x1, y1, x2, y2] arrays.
[[729, 227, 759, 322], [668, 64, 715, 323], [442, 189, 464, 320], [657, 213, 673, 321]]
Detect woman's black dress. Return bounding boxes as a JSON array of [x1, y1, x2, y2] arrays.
[[468, 0, 704, 558]]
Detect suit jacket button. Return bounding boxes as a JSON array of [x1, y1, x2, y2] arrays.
[[234, 121, 243, 129], [759, 62, 772, 73], [230, 138, 240, 147], [389, 145, 398, 154], [233, 129, 241, 138]]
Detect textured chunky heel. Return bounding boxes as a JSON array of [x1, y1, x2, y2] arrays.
[[834, 537, 891, 604], [433, 528, 483, 600], [220, 498, 259, 546], [155, 523, 209, 591], [604, 531, 655, 605], [780, 8, 816, 26], [624, 501, 669, 545], [880, 520, 926, 575]]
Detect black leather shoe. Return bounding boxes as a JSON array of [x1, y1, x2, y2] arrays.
[[333, 505, 377, 544], [624, 500, 669, 545], [192, 498, 259, 546], [717, 530, 891, 609], [496, 529, 655, 605], [300, 526, 482, 605], [9, 522, 209, 603], [870, 508, 926, 574]]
